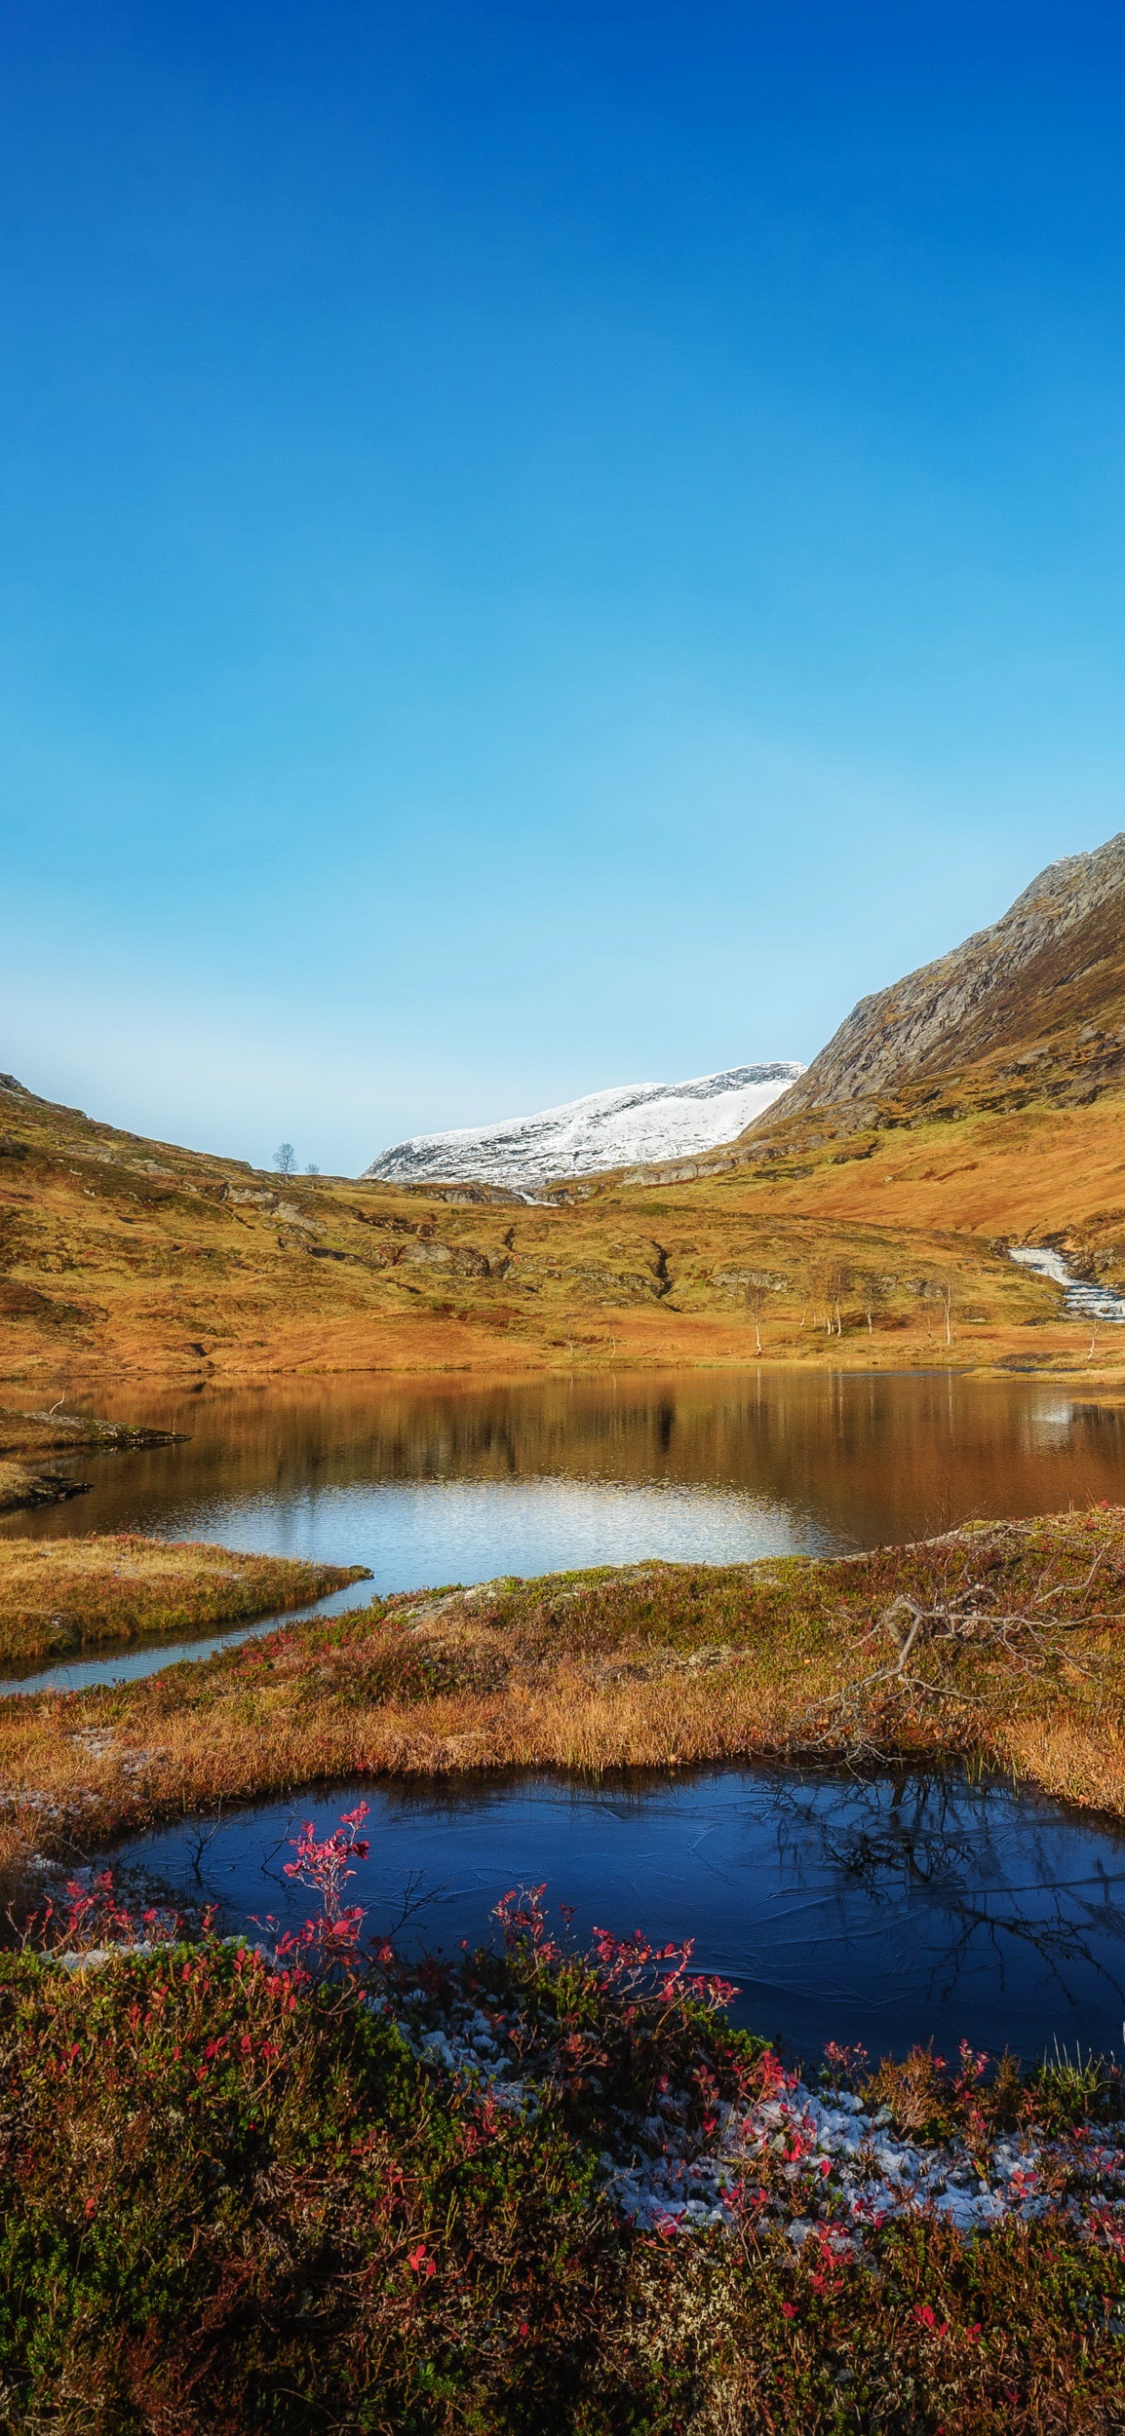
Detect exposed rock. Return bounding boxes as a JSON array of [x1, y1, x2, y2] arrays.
[[0, 1460, 90, 1513], [0, 1410, 186, 1456], [753, 832, 1125, 1129]]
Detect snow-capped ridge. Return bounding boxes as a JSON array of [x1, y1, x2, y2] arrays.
[[362, 1062, 804, 1190]]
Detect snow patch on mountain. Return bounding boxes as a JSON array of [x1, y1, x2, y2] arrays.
[[362, 1064, 805, 1191]]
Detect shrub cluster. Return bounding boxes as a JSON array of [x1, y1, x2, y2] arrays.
[[1, 1850, 1125, 2430]]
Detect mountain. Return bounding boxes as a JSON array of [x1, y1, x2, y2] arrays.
[[362, 1064, 805, 1191], [0, 1063, 1038, 1386], [698, 831, 1125, 1168]]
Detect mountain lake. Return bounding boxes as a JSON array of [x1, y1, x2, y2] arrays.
[[11, 1364, 1125, 2060]]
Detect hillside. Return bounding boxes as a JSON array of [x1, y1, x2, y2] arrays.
[[0, 1067, 1111, 1386], [364, 1063, 803, 1188], [730, 831, 1125, 1156], [8, 835, 1125, 1385], [569, 833, 1125, 1306]]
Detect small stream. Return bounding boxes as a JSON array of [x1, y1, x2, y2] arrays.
[[1010, 1244, 1125, 1323], [108, 1765, 1125, 2063]]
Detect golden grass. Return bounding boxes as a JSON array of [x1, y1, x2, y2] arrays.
[[703, 1091, 1125, 1275], [4, 1071, 1124, 1389], [0, 1406, 178, 1456], [3, 1513, 1125, 1887], [0, 1533, 369, 1667]]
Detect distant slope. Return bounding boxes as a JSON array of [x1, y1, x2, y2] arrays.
[[363, 1064, 804, 1190], [0, 1066, 1063, 1384], [741, 833, 1125, 1144]]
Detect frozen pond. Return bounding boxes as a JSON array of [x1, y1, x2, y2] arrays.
[[109, 1764, 1125, 2064]]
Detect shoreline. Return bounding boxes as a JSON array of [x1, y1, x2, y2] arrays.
[[2, 1334, 1125, 1393], [3, 1510, 1125, 1891]]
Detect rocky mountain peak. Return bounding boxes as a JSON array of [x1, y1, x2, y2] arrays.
[[747, 831, 1125, 1134]]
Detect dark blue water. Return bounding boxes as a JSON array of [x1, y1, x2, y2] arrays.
[[111, 1765, 1125, 2064]]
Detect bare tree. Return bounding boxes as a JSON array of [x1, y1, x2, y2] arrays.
[[305, 1161, 320, 1177], [938, 1278, 954, 1346], [856, 1271, 890, 1334], [745, 1272, 776, 1355], [919, 1274, 955, 1345], [274, 1143, 297, 1176], [825, 1257, 853, 1337], [807, 1261, 833, 1336]]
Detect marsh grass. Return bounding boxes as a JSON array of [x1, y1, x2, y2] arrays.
[[0, 1532, 369, 1666], [4, 1511, 1125, 1882]]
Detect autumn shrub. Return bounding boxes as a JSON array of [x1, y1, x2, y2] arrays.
[[3, 1851, 1125, 2430], [0, 1933, 636, 2433]]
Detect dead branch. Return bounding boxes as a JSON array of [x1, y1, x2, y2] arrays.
[[786, 1572, 1118, 1763]]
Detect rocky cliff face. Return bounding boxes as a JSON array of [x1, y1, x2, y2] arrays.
[[741, 832, 1125, 1141]]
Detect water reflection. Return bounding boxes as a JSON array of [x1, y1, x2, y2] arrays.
[[5, 1372, 1125, 1591], [113, 1766, 1125, 2062]]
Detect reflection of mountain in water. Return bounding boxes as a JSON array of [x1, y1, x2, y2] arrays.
[[14, 1370, 1125, 1559]]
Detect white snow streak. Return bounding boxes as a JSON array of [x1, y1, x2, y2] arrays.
[[363, 1063, 804, 1190]]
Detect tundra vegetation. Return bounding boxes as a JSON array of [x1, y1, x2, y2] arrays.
[[3, 1513, 1125, 2424], [0, 1535, 369, 1668], [3, 1815, 1125, 2428], [4, 1508, 1125, 1898]]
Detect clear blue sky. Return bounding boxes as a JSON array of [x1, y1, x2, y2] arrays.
[[3, 1, 1125, 1175]]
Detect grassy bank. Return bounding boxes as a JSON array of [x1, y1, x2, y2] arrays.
[[2, 1510, 1125, 1874], [4, 1880, 1125, 2431], [0, 1407, 185, 1515], [0, 1403, 186, 1510], [0, 1534, 369, 1668], [0, 1406, 183, 1457]]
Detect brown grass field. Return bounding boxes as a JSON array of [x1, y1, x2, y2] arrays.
[[2, 1510, 1124, 1897]]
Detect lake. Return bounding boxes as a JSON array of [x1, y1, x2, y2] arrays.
[[7, 1367, 1125, 1587], [15, 1366, 1125, 2054]]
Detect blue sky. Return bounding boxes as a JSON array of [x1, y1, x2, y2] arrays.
[[3, 1, 1125, 1174]]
